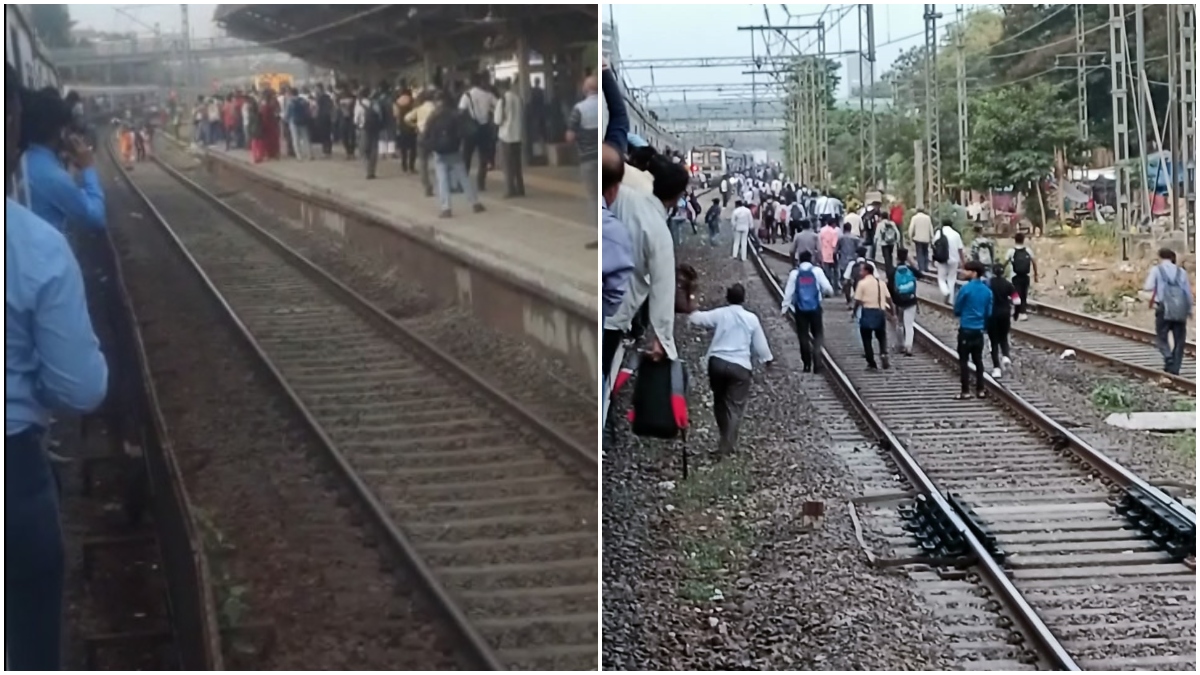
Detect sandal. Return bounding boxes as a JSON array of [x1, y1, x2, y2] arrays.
[[976, 391, 987, 399], [954, 393, 970, 400]]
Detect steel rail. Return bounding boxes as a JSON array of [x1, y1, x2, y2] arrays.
[[746, 243, 1081, 670], [761, 247, 1196, 393], [104, 139, 505, 670]]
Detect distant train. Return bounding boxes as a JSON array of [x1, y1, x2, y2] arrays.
[[5, 4, 59, 90], [689, 145, 753, 178]]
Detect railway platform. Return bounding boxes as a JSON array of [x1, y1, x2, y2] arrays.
[[191, 144, 598, 383]]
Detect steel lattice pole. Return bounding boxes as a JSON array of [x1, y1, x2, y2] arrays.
[[924, 4, 942, 210], [1110, 4, 1132, 257]]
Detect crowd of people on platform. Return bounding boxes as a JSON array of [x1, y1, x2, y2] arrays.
[[171, 70, 600, 220], [6, 64, 110, 671]]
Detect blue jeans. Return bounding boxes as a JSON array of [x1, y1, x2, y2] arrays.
[[5, 427, 64, 671], [433, 152, 479, 212]]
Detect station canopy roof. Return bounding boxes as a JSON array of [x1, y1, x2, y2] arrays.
[[214, 4, 597, 72]]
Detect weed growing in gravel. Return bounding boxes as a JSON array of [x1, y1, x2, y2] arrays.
[[1170, 431, 1196, 458], [194, 507, 250, 629], [1172, 398, 1196, 412], [1090, 380, 1141, 413], [673, 455, 756, 605]]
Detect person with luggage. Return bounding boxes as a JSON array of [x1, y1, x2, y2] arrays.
[[836, 222, 862, 299], [986, 264, 1015, 378], [781, 250, 834, 373], [931, 219, 965, 304], [843, 245, 871, 306], [890, 247, 920, 356], [1143, 247, 1193, 375], [875, 214, 901, 277], [954, 261, 993, 399], [687, 283, 774, 457], [1003, 232, 1038, 320], [970, 222, 997, 278], [853, 262, 892, 370]]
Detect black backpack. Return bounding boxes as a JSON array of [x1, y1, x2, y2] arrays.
[[932, 228, 951, 264], [425, 110, 463, 155], [1011, 247, 1032, 276], [363, 99, 383, 134], [630, 358, 689, 439]]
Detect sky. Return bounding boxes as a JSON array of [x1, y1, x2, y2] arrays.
[[69, 4, 221, 38], [608, 3, 971, 103]]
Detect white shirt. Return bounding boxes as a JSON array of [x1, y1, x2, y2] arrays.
[[741, 189, 753, 204], [781, 263, 834, 313], [771, 179, 782, 195], [720, 179, 729, 193], [494, 89, 524, 143], [688, 305, 773, 372], [459, 87, 496, 125], [731, 205, 753, 232], [844, 211, 863, 238], [933, 226, 965, 265]]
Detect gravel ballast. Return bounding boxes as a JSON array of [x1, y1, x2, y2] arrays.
[[603, 231, 957, 670]]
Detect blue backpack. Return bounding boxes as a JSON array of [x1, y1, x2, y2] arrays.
[[894, 265, 917, 302], [794, 267, 821, 312]]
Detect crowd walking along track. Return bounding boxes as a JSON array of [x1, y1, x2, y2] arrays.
[[751, 245, 1195, 670], [106, 141, 598, 671], [761, 247, 1195, 391]]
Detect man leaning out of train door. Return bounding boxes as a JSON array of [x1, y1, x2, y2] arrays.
[[6, 62, 110, 671], [17, 85, 106, 231]]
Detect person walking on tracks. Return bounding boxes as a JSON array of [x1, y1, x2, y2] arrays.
[[704, 197, 722, 247], [931, 219, 965, 304], [986, 264, 1015, 378], [1143, 247, 1193, 376], [890, 247, 920, 356], [782, 250, 834, 373], [853, 262, 892, 370], [907, 206, 933, 273], [730, 199, 752, 261], [688, 283, 774, 457], [6, 66, 109, 671], [954, 261, 993, 399], [1003, 232, 1038, 321]]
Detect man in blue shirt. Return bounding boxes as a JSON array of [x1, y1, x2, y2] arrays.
[[953, 260, 993, 399], [1143, 247, 1194, 375], [18, 86, 106, 231], [6, 63, 109, 671]]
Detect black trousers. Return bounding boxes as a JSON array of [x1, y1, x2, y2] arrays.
[[793, 308, 824, 372], [958, 328, 986, 393], [708, 356, 752, 455], [602, 328, 623, 383], [397, 133, 417, 172], [500, 141, 525, 197], [987, 315, 1011, 368], [1012, 274, 1031, 318], [881, 244, 895, 277], [1155, 310, 1188, 375], [860, 320, 888, 368], [462, 125, 492, 191]]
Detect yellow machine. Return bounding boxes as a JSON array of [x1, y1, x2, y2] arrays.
[[255, 72, 294, 93]]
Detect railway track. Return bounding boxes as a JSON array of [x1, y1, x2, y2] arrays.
[[108, 146, 598, 670], [761, 246, 1195, 392], [751, 245, 1196, 670]]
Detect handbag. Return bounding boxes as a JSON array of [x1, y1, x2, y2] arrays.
[[675, 264, 699, 314], [630, 357, 689, 439], [859, 278, 886, 331]]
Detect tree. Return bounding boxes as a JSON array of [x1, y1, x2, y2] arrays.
[[28, 5, 75, 49], [963, 80, 1083, 224]]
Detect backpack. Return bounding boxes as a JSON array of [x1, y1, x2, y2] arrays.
[[849, 260, 864, 290], [880, 223, 899, 246], [290, 97, 311, 126], [1159, 267, 1190, 323], [894, 265, 917, 302], [793, 267, 821, 312], [975, 239, 995, 266], [629, 358, 689, 439], [932, 228, 951, 264], [363, 99, 383, 134], [790, 203, 803, 222], [1011, 247, 1032, 276], [425, 110, 463, 154]]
